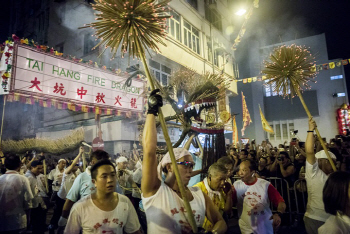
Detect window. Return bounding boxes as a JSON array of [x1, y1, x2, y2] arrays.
[[268, 121, 295, 142], [205, 5, 222, 31], [264, 79, 289, 97], [84, 33, 98, 55], [289, 123, 294, 138], [186, 0, 198, 10], [167, 10, 181, 41], [184, 21, 200, 54], [330, 75, 343, 80], [149, 60, 171, 86], [275, 124, 281, 140]]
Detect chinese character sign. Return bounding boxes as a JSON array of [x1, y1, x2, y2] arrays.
[[11, 45, 144, 111]]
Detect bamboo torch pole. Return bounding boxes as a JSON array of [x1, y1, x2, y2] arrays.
[[136, 39, 197, 233], [294, 87, 337, 172]]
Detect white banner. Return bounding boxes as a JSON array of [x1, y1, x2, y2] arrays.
[[12, 45, 144, 111]]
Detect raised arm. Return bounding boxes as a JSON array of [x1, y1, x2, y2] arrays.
[[195, 136, 204, 159], [141, 89, 163, 198], [65, 146, 84, 175], [306, 117, 316, 165]]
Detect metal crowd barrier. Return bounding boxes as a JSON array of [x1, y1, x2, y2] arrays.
[[293, 179, 307, 215], [231, 176, 293, 224]]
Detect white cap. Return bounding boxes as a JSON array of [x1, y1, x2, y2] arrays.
[[157, 148, 191, 179], [58, 159, 66, 163], [315, 150, 337, 160], [116, 156, 128, 164]]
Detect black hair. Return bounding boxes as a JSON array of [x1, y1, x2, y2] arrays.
[[90, 159, 116, 180], [90, 150, 110, 162], [217, 156, 234, 166], [4, 153, 21, 170], [241, 149, 248, 156], [323, 171, 350, 215], [242, 159, 257, 171], [31, 160, 43, 168], [249, 150, 257, 157], [279, 151, 290, 159]]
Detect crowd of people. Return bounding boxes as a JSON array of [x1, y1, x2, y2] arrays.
[[0, 90, 350, 234]]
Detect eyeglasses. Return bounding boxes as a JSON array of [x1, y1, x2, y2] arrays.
[[176, 161, 195, 169]]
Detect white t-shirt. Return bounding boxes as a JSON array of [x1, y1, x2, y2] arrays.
[[48, 167, 65, 192], [64, 193, 140, 234], [0, 171, 34, 231], [37, 174, 48, 198], [318, 212, 350, 234], [58, 171, 79, 200], [233, 178, 273, 234], [304, 160, 330, 222], [142, 181, 206, 234]]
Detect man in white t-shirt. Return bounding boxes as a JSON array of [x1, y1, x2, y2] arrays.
[[48, 158, 66, 230], [57, 147, 84, 201], [232, 159, 286, 234], [58, 150, 110, 230], [0, 154, 34, 233], [141, 89, 227, 234], [304, 118, 336, 234], [25, 160, 45, 234], [64, 159, 141, 234]]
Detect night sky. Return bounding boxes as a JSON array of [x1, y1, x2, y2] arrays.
[[1, 0, 350, 87]]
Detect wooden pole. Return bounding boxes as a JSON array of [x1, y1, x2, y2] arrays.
[[43, 159, 49, 193], [0, 96, 7, 164], [136, 39, 197, 233], [295, 88, 337, 172]]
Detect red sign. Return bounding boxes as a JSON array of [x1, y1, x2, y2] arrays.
[[92, 137, 104, 151]]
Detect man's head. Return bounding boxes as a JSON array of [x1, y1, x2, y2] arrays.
[[91, 159, 117, 194], [229, 148, 237, 156], [4, 153, 21, 171], [239, 149, 248, 160], [248, 150, 256, 160], [57, 159, 66, 170], [217, 156, 234, 177], [90, 150, 110, 166], [207, 163, 228, 191], [277, 151, 290, 167], [259, 157, 267, 168], [31, 160, 44, 176], [161, 148, 194, 186], [315, 150, 337, 175], [238, 159, 257, 183], [116, 156, 128, 170]]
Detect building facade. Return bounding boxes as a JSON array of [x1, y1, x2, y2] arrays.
[[7, 0, 239, 154], [228, 33, 348, 146]]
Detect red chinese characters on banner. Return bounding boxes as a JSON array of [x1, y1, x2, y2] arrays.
[[29, 77, 42, 91], [114, 96, 122, 106], [131, 98, 137, 109], [77, 87, 87, 99], [53, 83, 66, 96], [95, 93, 105, 104]]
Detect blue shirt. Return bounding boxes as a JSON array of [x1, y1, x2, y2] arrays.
[[66, 167, 95, 202], [188, 153, 202, 187]]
